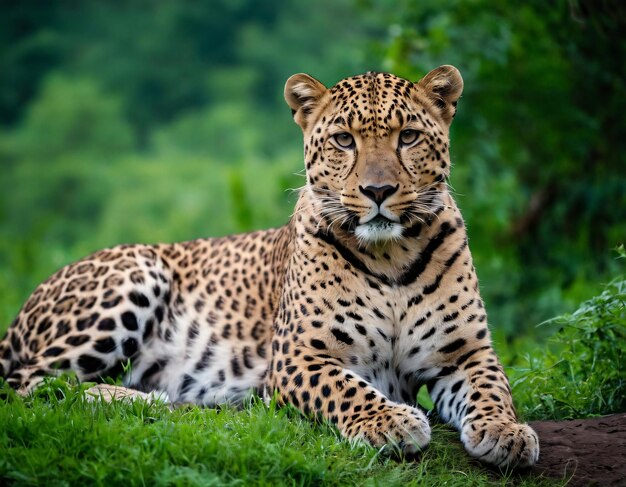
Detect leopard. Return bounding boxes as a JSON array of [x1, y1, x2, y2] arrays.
[[0, 65, 539, 468]]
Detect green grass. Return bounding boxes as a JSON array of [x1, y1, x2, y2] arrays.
[[0, 379, 562, 487]]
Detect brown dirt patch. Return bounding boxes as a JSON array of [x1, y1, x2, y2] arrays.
[[528, 413, 626, 486]]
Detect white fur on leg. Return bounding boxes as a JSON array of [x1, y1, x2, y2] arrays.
[[85, 384, 170, 403]]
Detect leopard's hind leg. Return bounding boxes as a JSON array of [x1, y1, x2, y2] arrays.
[[0, 244, 173, 397]]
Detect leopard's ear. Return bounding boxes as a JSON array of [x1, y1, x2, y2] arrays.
[[417, 65, 464, 126], [284, 73, 327, 131]]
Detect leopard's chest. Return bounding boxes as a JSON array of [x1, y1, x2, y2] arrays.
[[310, 285, 404, 401], [314, 278, 450, 403]]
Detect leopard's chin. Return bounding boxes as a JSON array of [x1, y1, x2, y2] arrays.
[[354, 215, 404, 243]]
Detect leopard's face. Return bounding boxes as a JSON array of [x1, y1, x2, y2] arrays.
[[285, 67, 463, 244]]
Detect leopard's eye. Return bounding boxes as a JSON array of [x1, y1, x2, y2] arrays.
[[333, 132, 355, 148], [399, 129, 419, 146]]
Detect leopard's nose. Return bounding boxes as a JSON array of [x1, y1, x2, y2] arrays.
[[359, 184, 399, 206]]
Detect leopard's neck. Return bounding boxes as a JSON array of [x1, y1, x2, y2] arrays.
[[290, 189, 468, 286]]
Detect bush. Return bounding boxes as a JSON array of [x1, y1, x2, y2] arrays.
[[510, 248, 626, 420]]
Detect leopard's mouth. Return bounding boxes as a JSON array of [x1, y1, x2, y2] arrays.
[[354, 214, 404, 243], [367, 214, 394, 226]]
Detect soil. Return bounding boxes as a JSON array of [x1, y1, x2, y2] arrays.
[[528, 413, 626, 486]]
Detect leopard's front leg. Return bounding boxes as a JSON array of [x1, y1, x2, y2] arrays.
[[427, 347, 539, 468], [270, 342, 430, 455]]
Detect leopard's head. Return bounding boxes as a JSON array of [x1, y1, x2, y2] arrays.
[[285, 66, 463, 245]]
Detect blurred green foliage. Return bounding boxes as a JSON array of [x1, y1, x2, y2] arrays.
[[0, 0, 624, 343]]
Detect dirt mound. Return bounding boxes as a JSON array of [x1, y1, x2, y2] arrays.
[[528, 413, 626, 486]]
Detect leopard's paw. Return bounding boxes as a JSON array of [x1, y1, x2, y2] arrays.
[[357, 404, 431, 456], [461, 420, 539, 468]]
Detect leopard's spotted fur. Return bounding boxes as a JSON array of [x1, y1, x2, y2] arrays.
[[0, 66, 539, 468]]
